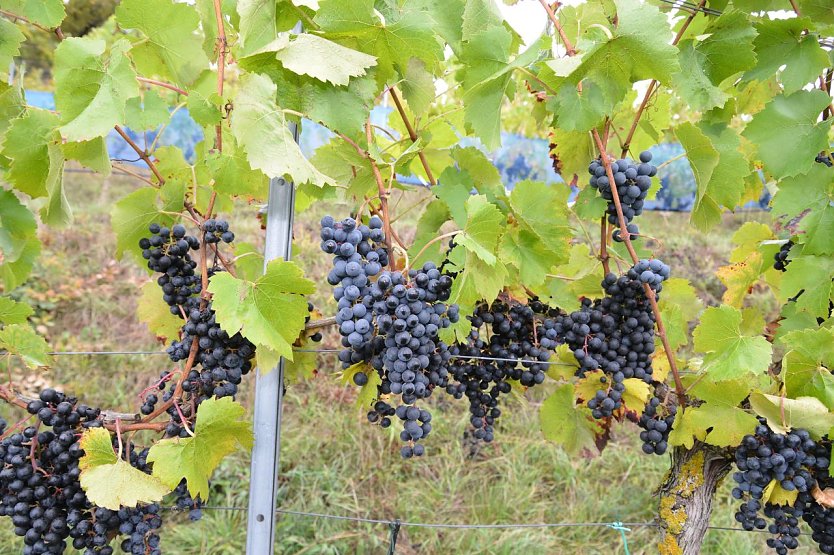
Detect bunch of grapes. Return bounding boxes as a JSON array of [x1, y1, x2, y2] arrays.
[[320, 215, 389, 370], [731, 420, 831, 552], [816, 152, 833, 167], [637, 396, 675, 455], [774, 241, 794, 272], [446, 299, 560, 442], [556, 259, 668, 421], [139, 224, 201, 315], [0, 388, 172, 555], [588, 151, 657, 242]]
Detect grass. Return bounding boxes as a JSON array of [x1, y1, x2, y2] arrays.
[[0, 169, 805, 554]]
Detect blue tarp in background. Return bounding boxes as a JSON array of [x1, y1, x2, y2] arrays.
[[24, 90, 768, 211]]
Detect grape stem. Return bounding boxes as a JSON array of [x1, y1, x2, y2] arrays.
[[114, 126, 166, 185], [405, 231, 462, 275], [364, 122, 397, 269], [599, 217, 610, 274], [590, 128, 686, 404], [137, 77, 188, 97], [389, 87, 437, 186], [211, 0, 227, 153]]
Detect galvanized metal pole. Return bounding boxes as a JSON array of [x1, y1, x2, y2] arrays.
[[245, 118, 299, 554]]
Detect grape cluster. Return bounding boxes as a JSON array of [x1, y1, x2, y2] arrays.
[[816, 152, 833, 167], [320, 215, 389, 370], [139, 224, 201, 315], [731, 420, 831, 552], [588, 151, 656, 241], [366, 400, 395, 430], [804, 484, 834, 554], [202, 218, 235, 244], [395, 405, 432, 458], [638, 396, 675, 455], [447, 299, 560, 442], [774, 241, 794, 272], [556, 260, 667, 420]]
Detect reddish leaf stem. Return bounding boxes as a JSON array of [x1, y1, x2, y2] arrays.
[[137, 77, 188, 96], [389, 87, 436, 186], [536, 0, 576, 56]]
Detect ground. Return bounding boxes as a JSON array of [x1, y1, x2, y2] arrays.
[[0, 169, 801, 554]]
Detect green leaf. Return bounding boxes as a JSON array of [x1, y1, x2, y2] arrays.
[[0, 324, 49, 369], [147, 397, 253, 500], [783, 327, 834, 409], [409, 199, 451, 268], [657, 278, 702, 349], [54, 38, 139, 141], [549, 127, 597, 182], [400, 58, 435, 116], [509, 180, 572, 260], [672, 10, 757, 111], [0, 0, 65, 27], [445, 255, 508, 340], [779, 255, 834, 319], [749, 392, 834, 440], [460, 28, 542, 148], [3, 110, 60, 198], [136, 281, 183, 341], [742, 91, 832, 179], [676, 122, 749, 231], [669, 404, 759, 449], [499, 227, 555, 289], [62, 138, 111, 176], [340, 361, 381, 409], [540, 383, 600, 455], [455, 195, 504, 266], [124, 90, 170, 131], [208, 259, 315, 362], [434, 166, 474, 227], [116, 0, 210, 86], [233, 242, 264, 282], [196, 136, 269, 201], [0, 296, 31, 324], [772, 165, 834, 256], [237, 0, 281, 58], [451, 146, 506, 203], [745, 17, 830, 93], [315, 0, 443, 88], [0, 17, 24, 72], [230, 73, 332, 187], [0, 188, 40, 289], [110, 182, 185, 266], [78, 428, 169, 510], [272, 33, 377, 86], [692, 305, 772, 381]]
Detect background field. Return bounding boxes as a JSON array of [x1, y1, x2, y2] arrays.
[[0, 169, 794, 554]]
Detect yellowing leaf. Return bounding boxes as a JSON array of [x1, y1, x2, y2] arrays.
[[716, 252, 763, 307], [78, 428, 169, 510], [340, 361, 380, 409], [540, 383, 600, 455], [136, 281, 182, 340], [749, 392, 834, 439], [763, 479, 799, 507], [622, 379, 651, 413], [147, 397, 253, 500]]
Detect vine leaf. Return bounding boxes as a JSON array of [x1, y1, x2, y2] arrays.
[[0, 188, 41, 290], [742, 90, 832, 180], [772, 164, 834, 256], [0, 18, 24, 72], [208, 259, 315, 363], [125, 90, 170, 132], [669, 377, 758, 448], [621, 379, 651, 413], [781, 327, 834, 410], [0, 324, 50, 369], [136, 281, 182, 341], [110, 182, 186, 267], [749, 392, 834, 440], [78, 428, 170, 510], [249, 33, 377, 87], [455, 195, 504, 266], [764, 480, 799, 507], [434, 166, 473, 227], [147, 397, 253, 500], [508, 179, 572, 261], [716, 251, 763, 307], [540, 383, 600, 455], [340, 362, 381, 409], [657, 278, 702, 350], [314, 0, 444, 89], [408, 199, 451, 269], [745, 17, 830, 94], [62, 138, 111, 176], [115, 0, 210, 87], [3, 110, 70, 226], [231, 73, 332, 187], [54, 38, 139, 141], [0, 296, 31, 325], [676, 122, 749, 231], [692, 305, 772, 380], [0, 0, 65, 27], [672, 10, 758, 112], [195, 136, 269, 202], [779, 255, 834, 319], [236, 0, 290, 58]]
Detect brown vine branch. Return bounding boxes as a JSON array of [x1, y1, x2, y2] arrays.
[[537, 0, 577, 56], [619, 0, 705, 158], [137, 77, 188, 96], [212, 0, 227, 153], [0, 8, 53, 34], [114, 126, 166, 185], [389, 87, 436, 186], [591, 129, 686, 404], [788, 0, 802, 17], [599, 217, 610, 274]]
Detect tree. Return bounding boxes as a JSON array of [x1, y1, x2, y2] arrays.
[[0, 0, 831, 553]]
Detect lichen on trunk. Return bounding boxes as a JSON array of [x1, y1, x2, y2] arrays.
[[657, 443, 733, 555]]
